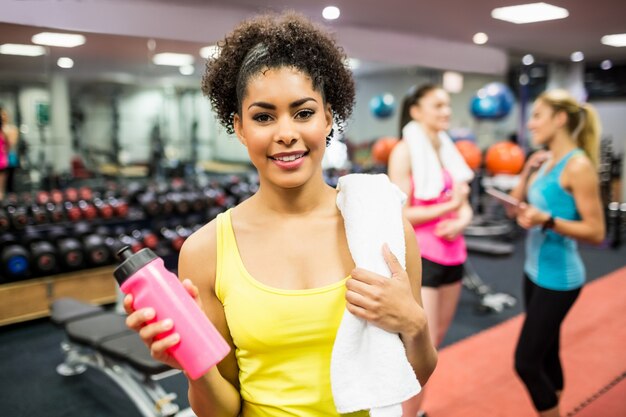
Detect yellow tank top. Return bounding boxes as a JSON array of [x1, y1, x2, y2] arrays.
[[215, 210, 367, 417]]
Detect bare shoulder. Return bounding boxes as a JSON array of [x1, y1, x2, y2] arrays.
[[389, 140, 410, 165], [564, 153, 597, 182], [178, 217, 218, 290]]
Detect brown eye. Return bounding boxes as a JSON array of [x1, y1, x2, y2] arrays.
[[295, 109, 314, 119]]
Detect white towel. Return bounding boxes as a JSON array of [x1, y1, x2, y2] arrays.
[[403, 121, 474, 201], [331, 173, 421, 417]]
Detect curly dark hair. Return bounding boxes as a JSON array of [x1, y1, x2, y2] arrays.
[[201, 12, 355, 136]]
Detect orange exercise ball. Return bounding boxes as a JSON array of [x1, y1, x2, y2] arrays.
[[485, 141, 525, 175], [371, 137, 399, 165], [454, 140, 482, 170]]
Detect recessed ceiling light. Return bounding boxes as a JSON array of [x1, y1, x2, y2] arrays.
[[32, 32, 86, 48], [601, 34, 626, 47], [473, 32, 488, 45], [601, 60, 613, 70], [323, 6, 340, 20], [0, 43, 46, 56], [199, 45, 220, 59], [522, 54, 535, 65], [152, 53, 194, 66], [570, 51, 584, 62], [491, 2, 568, 24], [179, 65, 195, 75], [57, 57, 74, 68]]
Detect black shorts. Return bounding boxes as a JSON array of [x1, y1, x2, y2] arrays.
[[421, 257, 464, 288]]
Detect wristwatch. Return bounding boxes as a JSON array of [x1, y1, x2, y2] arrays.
[[542, 216, 556, 233]]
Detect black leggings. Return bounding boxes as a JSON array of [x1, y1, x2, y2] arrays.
[[514, 275, 581, 411]]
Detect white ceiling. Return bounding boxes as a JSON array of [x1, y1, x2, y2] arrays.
[[0, 0, 625, 83]]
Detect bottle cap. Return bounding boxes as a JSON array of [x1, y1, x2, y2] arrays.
[[113, 246, 158, 285]]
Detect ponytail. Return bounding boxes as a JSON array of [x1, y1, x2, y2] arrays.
[[577, 103, 601, 168]]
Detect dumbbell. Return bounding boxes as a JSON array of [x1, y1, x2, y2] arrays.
[[36, 190, 51, 206], [64, 187, 79, 203], [167, 192, 190, 215], [0, 207, 10, 232], [109, 197, 129, 218], [77, 199, 98, 220], [30, 204, 50, 225], [138, 191, 160, 216], [92, 197, 114, 219], [45, 202, 66, 223], [0, 233, 30, 281], [74, 222, 112, 266], [48, 227, 85, 271], [129, 229, 159, 251], [50, 189, 65, 205], [63, 201, 82, 222], [6, 204, 28, 229], [159, 227, 186, 252], [22, 228, 58, 275]]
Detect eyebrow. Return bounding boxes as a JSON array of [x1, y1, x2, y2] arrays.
[[247, 97, 317, 111]]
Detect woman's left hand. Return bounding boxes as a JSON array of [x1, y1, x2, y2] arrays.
[[345, 244, 426, 336], [434, 219, 464, 241], [516, 202, 550, 229]]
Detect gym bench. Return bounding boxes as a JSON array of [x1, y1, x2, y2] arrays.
[[51, 297, 195, 417]]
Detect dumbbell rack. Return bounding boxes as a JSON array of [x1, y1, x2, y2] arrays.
[[0, 175, 257, 327]]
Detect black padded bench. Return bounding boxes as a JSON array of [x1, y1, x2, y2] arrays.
[[51, 297, 194, 417]]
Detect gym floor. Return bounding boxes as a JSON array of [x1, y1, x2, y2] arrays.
[[1, 232, 624, 417]]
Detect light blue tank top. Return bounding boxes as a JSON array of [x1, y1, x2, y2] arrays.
[[524, 149, 585, 290]]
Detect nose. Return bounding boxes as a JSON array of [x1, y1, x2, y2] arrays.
[[274, 117, 299, 146]]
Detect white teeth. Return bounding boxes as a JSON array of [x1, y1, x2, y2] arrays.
[[275, 154, 303, 162]]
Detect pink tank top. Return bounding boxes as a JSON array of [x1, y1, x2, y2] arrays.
[[410, 170, 467, 266]]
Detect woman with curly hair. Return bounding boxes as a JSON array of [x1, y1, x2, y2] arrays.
[[125, 12, 436, 417]]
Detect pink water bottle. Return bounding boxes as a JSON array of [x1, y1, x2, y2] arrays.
[[114, 246, 230, 379]]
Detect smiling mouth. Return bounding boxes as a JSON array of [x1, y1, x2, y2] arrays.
[[269, 152, 308, 162]]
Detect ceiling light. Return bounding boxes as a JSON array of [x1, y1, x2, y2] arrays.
[[57, 57, 74, 69], [491, 2, 568, 24], [32, 32, 85, 48], [322, 6, 340, 20], [601, 60, 613, 70], [522, 54, 534, 65], [473, 32, 488, 45], [179, 65, 195, 75], [199, 45, 220, 59], [570, 51, 584, 62], [601, 34, 626, 47], [152, 52, 194, 66], [0, 43, 46, 56]]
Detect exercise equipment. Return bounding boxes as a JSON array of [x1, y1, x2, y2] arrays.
[[455, 140, 482, 170], [49, 227, 85, 271], [463, 260, 517, 314], [470, 82, 515, 120], [0, 233, 30, 281], [22, 228, 58, 276], [369, 93, 396, 119], [371, 137, 399, 165], [51, 297, 193, 417], [485, 142, 525, 175]]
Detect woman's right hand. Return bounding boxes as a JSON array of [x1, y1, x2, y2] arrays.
[[450, 182, 470, 209], [124, 279, 202, 370], [523, 150, 550, 175]]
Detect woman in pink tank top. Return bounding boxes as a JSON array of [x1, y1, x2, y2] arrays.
[[389, 84, 473, 417]]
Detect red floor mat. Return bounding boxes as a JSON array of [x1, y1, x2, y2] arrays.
[[421, 266, 626, 417]]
